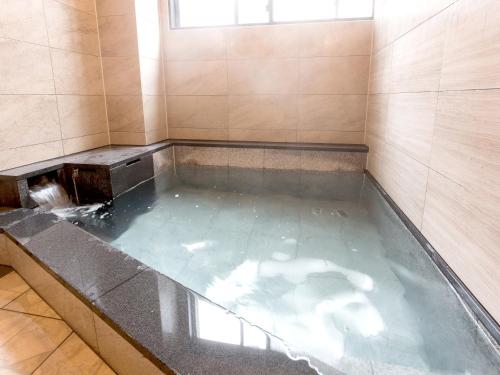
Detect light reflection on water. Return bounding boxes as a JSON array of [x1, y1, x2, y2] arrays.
[[73, 166, 500, 375]]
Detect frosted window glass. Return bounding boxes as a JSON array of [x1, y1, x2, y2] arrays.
[[273, 0, 335, 22], [238, 0, 270, 24], [337, 0, 373, 18], [178, 0, 235, 27]]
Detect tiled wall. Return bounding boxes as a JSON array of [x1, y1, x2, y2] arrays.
[[0, 0, 109, 171], [96, 0, 168, 145], [366, 0, 500, 322], [162, 16, 373, 143]]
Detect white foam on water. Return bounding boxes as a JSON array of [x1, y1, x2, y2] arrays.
[[29, 182, 72, 209], [29, 181, 103, 218]]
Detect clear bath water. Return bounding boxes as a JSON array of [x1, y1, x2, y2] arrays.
[[73, 166, 500, 375]]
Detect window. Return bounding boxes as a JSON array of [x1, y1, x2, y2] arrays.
[[169, 0, 373, 29]]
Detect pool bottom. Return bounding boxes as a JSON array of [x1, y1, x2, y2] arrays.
[[74, 166, 500, 375]]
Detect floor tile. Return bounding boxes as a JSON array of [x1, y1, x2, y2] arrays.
[[0, 265, 11, 278], [0, 271, 30, 307], [0, 309, 71, 373], [32, 333, 115, 375], [4, 289, 60, 319]]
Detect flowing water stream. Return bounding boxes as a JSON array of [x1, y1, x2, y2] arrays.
[[29, 179, 102, 218]]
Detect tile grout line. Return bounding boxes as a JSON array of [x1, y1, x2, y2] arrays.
[[93, 0, 112, 147], [41, 0, 65, 156], [1, 307, 62, 322], [371, 0, 459, 55], [1, 287, 30, 307], [29, 330, 74, 375], [0, 34, 102, 58]]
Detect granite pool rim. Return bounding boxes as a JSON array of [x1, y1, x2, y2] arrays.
[[0, 139, 369, 181], [0, 212, 174, 374], [0, 210, 320, 375]]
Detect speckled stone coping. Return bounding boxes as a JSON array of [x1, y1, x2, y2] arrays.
[[0, 140, 368, 180], [0, 140, 368, 208], [0, 209, 320, 375]]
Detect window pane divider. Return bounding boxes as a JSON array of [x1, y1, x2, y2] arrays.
[[169, 0, 373, 29]]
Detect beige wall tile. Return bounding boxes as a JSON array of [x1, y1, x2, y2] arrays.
[[96, 0, 135, 16], [143, 95, 166, 131], [297, 130, 364, 144], [229, 95, 298, 130], [0, 0, 48, 45], [93, 314, 164, 375], [422, 171, 500, 323], [145, 127, 167, 144], [367, 141, 428, 227], [226, 25, 300, 59], [98, 15, 138, 57], [140, 57, 164, 95], [106, 95, 145, 132], [56, 0, 96, 14], [0, 95, 60, 149], [167, 96, 227, 129], [101, 56, 141, 95], [372, 0, 455, 51], [228, 148, 265, 169], [165, 61, 227, 95], [391, 10, 448, 92], [299, 20, 372, 57], [228, 59, 298, 95], [0, 141, 64, 171], [440, 0, 500, 90], [58, 95, 107, 139], [386, 92, 438, 165], [368, 46, 393, 94], [63, 133, 109, 154], [169, 128, 228, 140], [365, 94, 388, 137], [165, 29, 226, 61], [0, 38, 54, 94], [33, 333, 114, 375], [163, 20, 371, 145], [264, 149, 300, 170], [228, 129, 296, 143], [430, 90, 500, 225], [44, 0, 100, 55], [371, 0, 391, 51], [51, 49, 104, 95], [299, 95, 366, 132], [300, 56, 370, 94], [110, 131, 146, 145]]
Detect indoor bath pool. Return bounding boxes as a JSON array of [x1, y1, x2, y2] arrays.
[[73, 166, 499, 375]]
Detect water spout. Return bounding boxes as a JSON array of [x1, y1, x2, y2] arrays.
[[29, 179, 73, 209], [29, 177, 103, 219]]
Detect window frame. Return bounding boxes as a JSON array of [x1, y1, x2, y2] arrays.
[[168, 0, 373, 30]]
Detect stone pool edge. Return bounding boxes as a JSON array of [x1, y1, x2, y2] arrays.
[[0, 214, 174, 374], [0, 211, 319, 375]]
